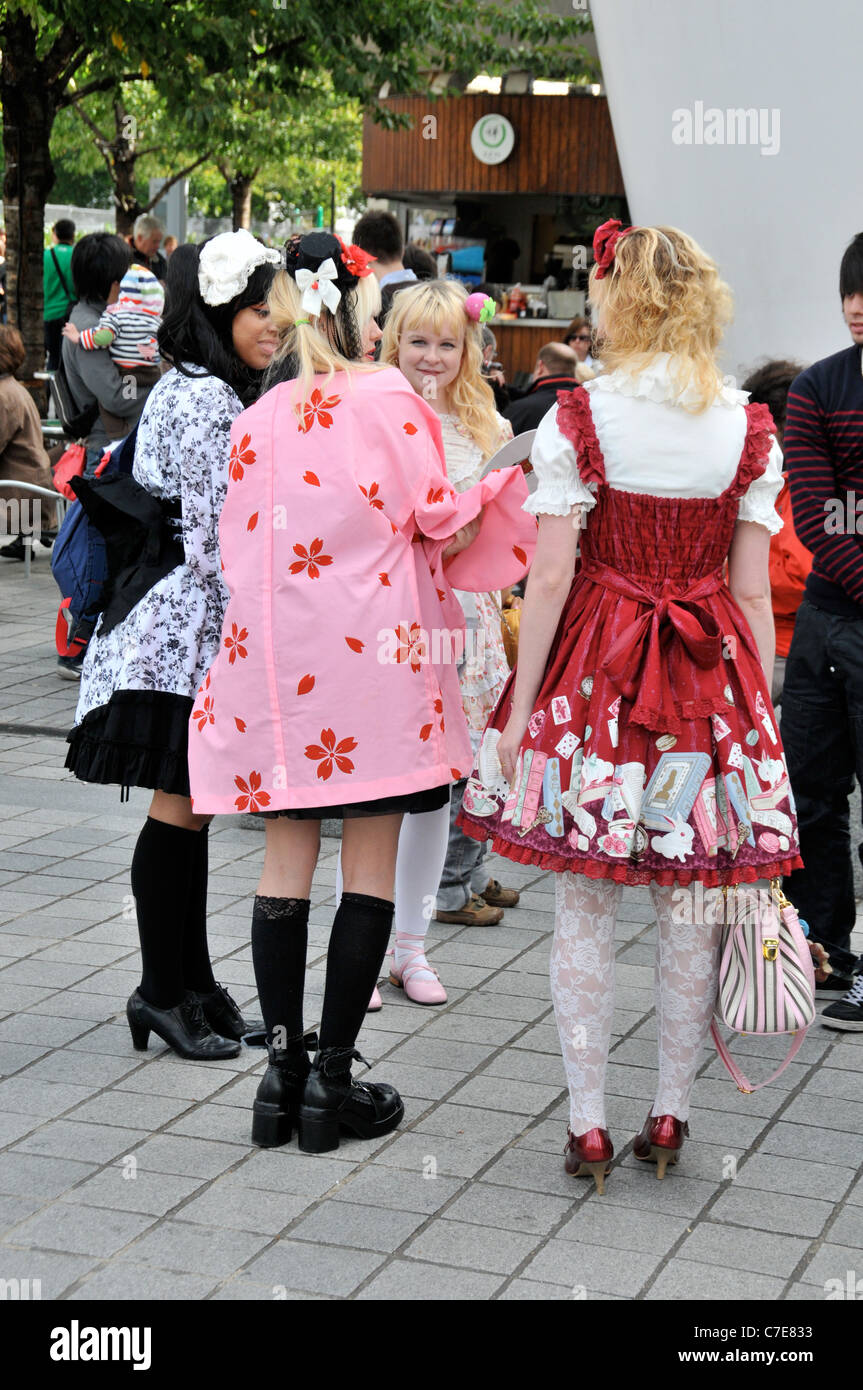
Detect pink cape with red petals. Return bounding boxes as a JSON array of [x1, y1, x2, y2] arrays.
[[188, 366, 536, 814]]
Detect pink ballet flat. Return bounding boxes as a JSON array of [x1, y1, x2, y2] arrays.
[[367, 985, 383, 1012], [388, 944, 447, 1006]]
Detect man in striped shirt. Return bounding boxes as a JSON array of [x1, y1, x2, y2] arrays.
[[781, 231, 863, 1030]]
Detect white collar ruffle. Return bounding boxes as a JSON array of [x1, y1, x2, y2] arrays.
[[584, 352, 749, 410]]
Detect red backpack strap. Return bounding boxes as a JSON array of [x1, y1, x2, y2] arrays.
[[555, 385, 607, 487], [55, 597, 88, 658], [726, 401, 776, 500]]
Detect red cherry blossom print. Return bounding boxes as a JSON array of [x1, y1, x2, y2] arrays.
[[379, 572, 391, 587], [224, 623, 249, 664], [358, 482, 385, 510], [297, 673, 315, 695], [234, 717, 247, 733], [304, 728, 358, 782], [436, 588, 446, 603], [395, 622, 427, 673], [345, 637, 365, 653], [296, 389, 341, 433], [234, 771, 271, 812], [451, 768, 462, 780], [419, 723, 432, 742], [513, 544, 527, 565], [403, 422, 418, 435], [434, 695, 445, 732], [192, 695, 215, 732], [303, 471, 321, 486], [229, 433, 255, 482], [426, 485, 446, 505], [247, 512, 259, 532], [288, 538, 333, 579]]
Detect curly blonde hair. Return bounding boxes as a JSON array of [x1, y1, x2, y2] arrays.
[[265, 269, 383, 407], [380, 280, 500, 460], [589, 225, 733, 413]]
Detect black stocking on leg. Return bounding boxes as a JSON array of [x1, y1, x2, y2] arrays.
[[319, 892, 394, 1050], [131, 817, 200, 1010]]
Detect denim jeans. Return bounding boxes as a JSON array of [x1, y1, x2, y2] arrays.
[[436, 779, 490, 911], [780, 598, 863, 974]]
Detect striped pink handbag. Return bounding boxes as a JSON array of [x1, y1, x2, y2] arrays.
[[710, 878, 816, 1093]]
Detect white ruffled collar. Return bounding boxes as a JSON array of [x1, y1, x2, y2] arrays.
[[585, 352, 749, 409]]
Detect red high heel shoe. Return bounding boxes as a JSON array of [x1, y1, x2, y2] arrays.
[[633, 1112, 690, 1179], [563, 1126, 614, 1195]]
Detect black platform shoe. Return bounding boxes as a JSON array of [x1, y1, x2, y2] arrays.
[[251, 1031, 318, 1148], [126, 989, 241, 1059], [297, 1045, 404, 1154], [194, 983, 266, 1046]]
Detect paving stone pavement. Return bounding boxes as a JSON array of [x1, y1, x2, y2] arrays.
[[1, 561, 862, 1302]]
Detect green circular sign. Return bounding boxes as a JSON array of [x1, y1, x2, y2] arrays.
[[471, 114, 515, 165]]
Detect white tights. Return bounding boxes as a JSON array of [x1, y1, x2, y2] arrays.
[[551, 873, 725, 1132]]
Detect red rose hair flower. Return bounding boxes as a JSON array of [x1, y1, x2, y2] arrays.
[[593, 218, 636, 280], [337, 236, 376, 279]]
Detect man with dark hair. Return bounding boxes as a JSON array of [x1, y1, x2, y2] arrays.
[[43, 217, 76, 370], [504, 341, 581, 434], [61, 232, 144, 465], [780, 231, 863, 1029], [353, 210, 416, 323]]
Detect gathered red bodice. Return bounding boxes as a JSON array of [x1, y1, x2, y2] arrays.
[[555, 387, 776, 733]]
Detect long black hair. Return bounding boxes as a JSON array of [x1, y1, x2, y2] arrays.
[[158, 242, 277, 405]]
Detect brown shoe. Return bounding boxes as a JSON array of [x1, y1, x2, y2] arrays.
[[435, 893, 504, 926], [480, 877, 520, 909]]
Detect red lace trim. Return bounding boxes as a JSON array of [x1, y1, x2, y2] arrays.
[[461, 816, 803, 888], [730, 402, 776, 499], [555, 386, 606, 487], [631, 694, 734, 735]]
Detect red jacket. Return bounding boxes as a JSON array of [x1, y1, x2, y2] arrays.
[[769, 479, 812, 657]]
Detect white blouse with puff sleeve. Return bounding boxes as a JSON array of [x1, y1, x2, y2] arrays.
[[523, 355, 784, 535]]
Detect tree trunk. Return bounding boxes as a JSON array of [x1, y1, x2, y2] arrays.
[[230, 174, 254, 231], [0, 14, 60, 378], [111, 99, 142, 236]]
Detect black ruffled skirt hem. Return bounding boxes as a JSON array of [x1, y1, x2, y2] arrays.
[[65, 690, 194, 797]]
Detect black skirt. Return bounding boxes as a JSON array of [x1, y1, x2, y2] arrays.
[[65, 690, 194, 798], [260, 783, 450, 820]]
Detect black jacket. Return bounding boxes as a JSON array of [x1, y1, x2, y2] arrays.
[[504, 375, 580, 434]]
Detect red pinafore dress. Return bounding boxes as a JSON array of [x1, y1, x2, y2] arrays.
[[458, 388, 804, 887]]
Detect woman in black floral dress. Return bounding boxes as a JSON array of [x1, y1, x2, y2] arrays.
[[65, 231, 279, 1060]]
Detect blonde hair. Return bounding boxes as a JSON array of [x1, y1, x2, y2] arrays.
[[589, 225, 733, 413], [380, 280, 500, 460], [266, 269, 383, 407]]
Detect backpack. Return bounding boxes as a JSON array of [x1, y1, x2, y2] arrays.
[[52, 350, 100, 441], [51, 428, 137, 659]]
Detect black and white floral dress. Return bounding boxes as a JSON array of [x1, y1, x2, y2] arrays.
[[65, 366, 242, 796]]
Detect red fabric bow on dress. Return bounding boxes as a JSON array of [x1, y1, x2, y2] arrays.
[[593, 218, 636, 280], [581, 558, 724, 732]]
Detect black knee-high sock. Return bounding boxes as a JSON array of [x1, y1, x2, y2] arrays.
[[181, 825, 217, 995], [319, 892, 394, 1051], [251, 896, 310, 1045], [132, 817, 200, 1009]]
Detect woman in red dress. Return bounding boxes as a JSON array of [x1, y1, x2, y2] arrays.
[[459, 222, 803, 1191]]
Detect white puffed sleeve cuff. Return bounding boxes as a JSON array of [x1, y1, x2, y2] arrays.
[[522, 403, 598, 520], [737, 436, 784, 535]]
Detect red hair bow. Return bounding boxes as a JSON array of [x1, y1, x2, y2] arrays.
[[337, 236, 376, 279], [593, 218, 635, 280]]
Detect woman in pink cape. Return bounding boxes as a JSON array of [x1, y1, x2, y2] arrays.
[[188, 232, 534, 1153]]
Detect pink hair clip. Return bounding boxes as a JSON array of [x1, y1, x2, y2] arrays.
[[464, 292, 496, 324]]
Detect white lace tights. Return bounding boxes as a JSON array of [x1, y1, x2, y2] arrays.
[[551, 873, 724, 1132]]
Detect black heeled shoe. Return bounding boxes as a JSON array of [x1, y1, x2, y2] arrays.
[[251, 1031, 318, 1148], [126, 989, 241, 1059], [194, 982, 266, 1046], [297, 1045, 404, 1154]]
